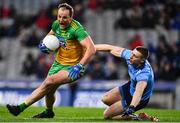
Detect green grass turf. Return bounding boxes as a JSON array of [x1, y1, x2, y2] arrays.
[[0, 106, 180, 122]]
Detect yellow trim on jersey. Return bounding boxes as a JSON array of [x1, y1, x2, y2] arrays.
[[71, 21, 78, 30]]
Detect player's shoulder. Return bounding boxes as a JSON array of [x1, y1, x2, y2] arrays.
[[52, 20, 59, 25], [123, 49, 131, 53], [70, 19, 84, 30], [140, 61, 152, 73], [121, 49, 132, 58], [51, 20, 59, 29]]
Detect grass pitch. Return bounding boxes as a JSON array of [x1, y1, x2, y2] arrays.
[[0, 106, 180, 122]]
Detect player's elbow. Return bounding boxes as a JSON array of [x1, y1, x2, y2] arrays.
[[92, 48, 96, 56], [90, 45, 96, 55], [88, 46, 96, 58]]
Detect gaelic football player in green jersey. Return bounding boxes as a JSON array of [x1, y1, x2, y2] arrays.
[[6, 3, 96, 118]]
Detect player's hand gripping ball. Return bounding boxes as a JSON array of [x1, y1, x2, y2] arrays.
[[39, 35, 60, 54], [38, 43, 50, 54]]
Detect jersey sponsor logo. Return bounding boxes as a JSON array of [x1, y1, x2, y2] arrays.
[[66, 33, 70, 38], [61, 33, 70, 38], [57, 36, 69, 50], [57, 36, 65, 42]]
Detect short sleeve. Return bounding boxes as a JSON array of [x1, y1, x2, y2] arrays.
[[136, 72, 149, 82], [51, 20, 59, 33], [121, 49, 132, 60], [75, 28, 89, 42]]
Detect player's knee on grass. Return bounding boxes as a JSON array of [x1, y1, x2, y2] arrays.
[[103, 109, 110, 120]]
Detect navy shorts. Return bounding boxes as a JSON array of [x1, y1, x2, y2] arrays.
[[119, 81, 149, 111]]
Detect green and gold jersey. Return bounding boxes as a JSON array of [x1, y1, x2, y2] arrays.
[[51, 19, 89, 66]]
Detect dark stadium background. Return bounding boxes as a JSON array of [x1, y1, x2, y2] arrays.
[[0, 0, 179, 109]]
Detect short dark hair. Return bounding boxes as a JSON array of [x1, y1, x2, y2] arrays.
[[136, 46, 149, 59], [58, 3, 74, 17]]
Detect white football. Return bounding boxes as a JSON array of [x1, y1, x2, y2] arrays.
[[43, 35, 59, 51]]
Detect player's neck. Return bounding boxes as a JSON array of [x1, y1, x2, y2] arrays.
[[134, 62, 145, 69]]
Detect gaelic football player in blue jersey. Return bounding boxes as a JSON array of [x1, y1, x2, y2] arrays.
[[95, 44, 154, 120]]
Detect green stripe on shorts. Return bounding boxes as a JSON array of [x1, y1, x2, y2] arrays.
[[48, 60, 72, 75]]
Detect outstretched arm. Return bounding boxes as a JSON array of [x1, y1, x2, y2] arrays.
[[95, 44, 125, 57]]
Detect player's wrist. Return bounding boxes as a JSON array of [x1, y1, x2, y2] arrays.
[[77, 63, 84, 68], [129, 105, 135, 110], [129, 105, 135, 108]]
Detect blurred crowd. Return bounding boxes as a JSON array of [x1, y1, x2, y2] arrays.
[[86, 33, 180, 82], [0, 0, 179, 82]]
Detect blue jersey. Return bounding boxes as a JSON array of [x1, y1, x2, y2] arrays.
[[121, 49, 154, 100]]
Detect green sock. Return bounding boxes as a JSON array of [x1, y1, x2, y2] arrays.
[[19, 102, 28, 112]]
